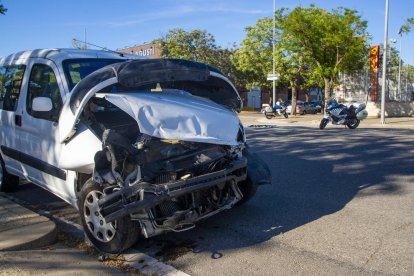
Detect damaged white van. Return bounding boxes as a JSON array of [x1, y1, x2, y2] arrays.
[[0, 49, 270, 253]]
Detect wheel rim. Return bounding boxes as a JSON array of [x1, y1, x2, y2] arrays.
[[83, 190, 116, 243]]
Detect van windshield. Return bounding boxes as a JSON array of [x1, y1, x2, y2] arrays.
[[64, 59, 124, 91]]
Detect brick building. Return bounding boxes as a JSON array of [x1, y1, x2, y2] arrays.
[[117, 43, 162, 58]]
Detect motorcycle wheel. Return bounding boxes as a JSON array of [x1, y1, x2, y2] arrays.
[[319, 118, 329, 129], [346, 119, 360, 129], [265, 113, 273, 119], [284, 113, 288, 119]]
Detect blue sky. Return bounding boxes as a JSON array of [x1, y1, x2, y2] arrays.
[[1, 0, 413, 64]]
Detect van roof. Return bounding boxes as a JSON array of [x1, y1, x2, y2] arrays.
[[0, 48, 140, 65]]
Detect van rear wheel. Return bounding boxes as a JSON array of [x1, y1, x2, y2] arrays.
[[0, 157, 19, 192], [79, 179, 139, 253]]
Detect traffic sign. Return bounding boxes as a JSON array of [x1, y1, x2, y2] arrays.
[[267, 73, 280, 81]]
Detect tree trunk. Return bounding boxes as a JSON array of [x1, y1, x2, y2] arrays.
[[323, 78, 331, 113], [291, 80, 298, 115]]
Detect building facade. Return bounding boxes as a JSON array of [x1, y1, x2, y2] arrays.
[[117, 43, 162, 58]]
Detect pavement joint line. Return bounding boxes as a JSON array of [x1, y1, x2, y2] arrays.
[[3, 193, 190, 276]]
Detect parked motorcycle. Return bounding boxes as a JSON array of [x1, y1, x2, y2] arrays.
[[319, 98, 368, 129], [264, 103, 288, 119]]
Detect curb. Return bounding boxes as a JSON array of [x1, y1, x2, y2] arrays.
[[0, 194, 57, 251], [3, 193, 190, 276]]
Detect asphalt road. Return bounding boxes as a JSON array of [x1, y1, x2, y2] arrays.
[[8, 119, 414, 275]]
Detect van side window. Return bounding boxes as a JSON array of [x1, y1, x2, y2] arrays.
[[27, 64, 63, 120], [0, 65, 26, 111]]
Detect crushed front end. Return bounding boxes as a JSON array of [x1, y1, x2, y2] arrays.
[[93, 129, 248, 238]]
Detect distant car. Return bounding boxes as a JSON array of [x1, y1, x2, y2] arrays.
[[286, 101, 305, 115], [303, 102, 320, 114], [310, 100, 323, 113]]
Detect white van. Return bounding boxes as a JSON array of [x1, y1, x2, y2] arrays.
[[0, 49, 270, 253]]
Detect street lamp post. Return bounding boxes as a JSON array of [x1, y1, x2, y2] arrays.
[[397, 33, 402, 100], [389, 38, 396, 99], [380, 0, 389, 124], [272, 0, 276, 107]]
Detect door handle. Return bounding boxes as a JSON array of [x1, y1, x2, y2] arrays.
[[15, 115, 22, 126]]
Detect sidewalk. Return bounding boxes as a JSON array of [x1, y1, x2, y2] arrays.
[[240, 111, 414, 129], [0, 194, 56, 251], [0, 193, 125, 275]]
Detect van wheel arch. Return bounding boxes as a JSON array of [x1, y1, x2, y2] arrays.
[[75, 173, 92, 199], [0, 155, 20, 192]]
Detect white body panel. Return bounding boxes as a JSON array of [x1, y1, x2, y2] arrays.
[[58, 124, 102, 173], [104, 92, 240, 146]]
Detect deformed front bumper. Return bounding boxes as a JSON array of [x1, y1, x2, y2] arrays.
[[98, 157, 248, 223]]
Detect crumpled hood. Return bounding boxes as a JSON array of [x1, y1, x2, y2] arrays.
[[58, 59, 243, 143], [103, 92, 241, 146]]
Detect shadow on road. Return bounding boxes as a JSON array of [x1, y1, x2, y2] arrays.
[[138, 126, 414, 262]]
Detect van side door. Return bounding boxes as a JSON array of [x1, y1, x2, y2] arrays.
[[19, 58, 69, 200], [0, 63, 27, 177]]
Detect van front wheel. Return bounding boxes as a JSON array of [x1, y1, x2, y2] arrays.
[[79, 179, 139, 253]]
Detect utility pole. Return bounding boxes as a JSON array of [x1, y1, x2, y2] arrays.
[[397, 33, 402, 100], [380, 0, 389, 124], [272, 0, 276, 107]]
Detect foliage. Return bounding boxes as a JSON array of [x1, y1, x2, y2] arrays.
[[233, 9, 322, 113], [379, 43, 401, 83], [157, 28, 217, 64], [279, 5, 370, 101], [232, 17, 274, 91], [399, 17, 414, 35], [156, 28, 246, 87], [0, 2, 7, 15]]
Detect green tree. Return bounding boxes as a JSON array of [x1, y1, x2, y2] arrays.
[[232, 17, 273, 91], [157, 28, 217, 65], [0, 2, 7, 15], [398, 17, 414, 35], [156, 28, 245, 87], [280, 6, 369, 104], [233, 10, 319, 114]]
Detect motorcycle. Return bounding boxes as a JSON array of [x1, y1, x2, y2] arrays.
[[319, 99, 368, 129], [264, 103, 288, 119]]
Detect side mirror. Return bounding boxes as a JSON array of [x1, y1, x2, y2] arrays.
[[32, 97, 53, 112], [31, 97, 58, 121]]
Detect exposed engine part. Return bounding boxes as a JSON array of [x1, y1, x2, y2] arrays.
[[133, 180, 243, 238], [81, 97, 269, 239]]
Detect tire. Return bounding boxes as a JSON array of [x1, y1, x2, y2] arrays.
[[237, 175, 258, 205], [0, 156, 19, 192], [283, 113, 288, 119], [319, 118, 329, 129], [265, 113, 273, 119], [346, 119, 360, 129], [79, 179, 139, 253]]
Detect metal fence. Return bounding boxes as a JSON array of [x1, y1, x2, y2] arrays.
[[338, 68, 414, 103]]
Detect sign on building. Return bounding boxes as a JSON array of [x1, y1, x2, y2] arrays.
[[369, 46, 380, 101], [118, 43, 162, 58]]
